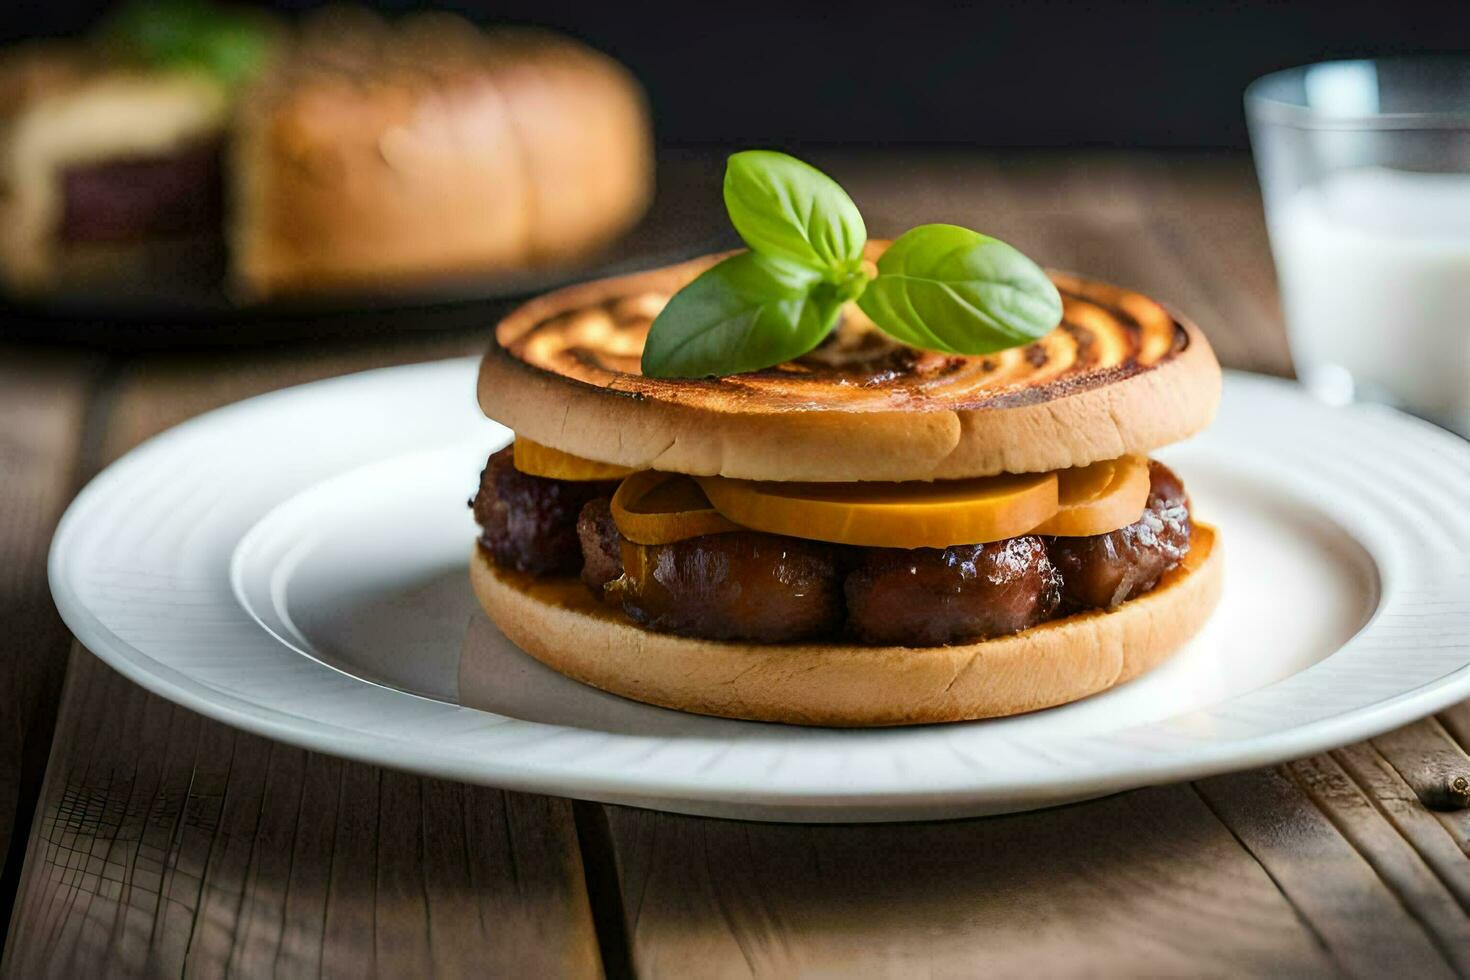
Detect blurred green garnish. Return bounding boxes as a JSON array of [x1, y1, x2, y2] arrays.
[[102, 0, 272, 86]]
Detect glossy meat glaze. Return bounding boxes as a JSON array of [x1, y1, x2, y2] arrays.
[[473, 448, 1194, 646]]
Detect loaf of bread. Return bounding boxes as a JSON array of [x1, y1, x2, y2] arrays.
[[231, 11, 654, 297]]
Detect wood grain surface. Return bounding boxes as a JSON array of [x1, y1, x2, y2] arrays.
[[2, 335, 606, 978], [0, 349, 100, 936], [3, 153, 1468, 979], [604, 786, 1336, 978]]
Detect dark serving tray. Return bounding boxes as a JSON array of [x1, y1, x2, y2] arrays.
[[0, 153, 735, 350], [0, 224, 732, 351]]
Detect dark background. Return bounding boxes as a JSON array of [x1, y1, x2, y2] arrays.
[[5, 0, 1470, 149]]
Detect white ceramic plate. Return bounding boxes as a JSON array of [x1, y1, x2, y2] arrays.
[[49, 358, 1470, 822]]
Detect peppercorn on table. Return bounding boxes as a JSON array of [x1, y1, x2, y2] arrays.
[[2, 153, 1468, 979]]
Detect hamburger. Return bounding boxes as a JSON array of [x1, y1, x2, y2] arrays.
[[468, 153, 1222, 727]]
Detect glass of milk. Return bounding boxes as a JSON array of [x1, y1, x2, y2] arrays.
[[1247, 59, 1470, 437]]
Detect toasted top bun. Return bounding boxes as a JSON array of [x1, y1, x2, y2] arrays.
[[479, 243, 1222, 483]]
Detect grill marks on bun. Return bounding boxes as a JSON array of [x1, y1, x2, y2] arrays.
[[499, 262, 1187, 415], [479, 244, 1222, 484]]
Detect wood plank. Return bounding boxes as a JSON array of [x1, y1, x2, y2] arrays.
[[3, 336, 602, 977], [1287, 753, 1470, 974], [1, 651, 601, 979], [1336, 740, 1470, 909], [0, 348, 99, 942], [1438, 701, 1470, 747], [1196, 767, 1453, 978], [605, 785, 1334, 978], [1405, 714, 1470, 811], [181, 727, 273, 978], [319, 760, 380, 978], [227, 741, 307, 976], [124, 677, 204, 969], [1374, 717, 1470, 819], [274, 751, 343, 976], [418, 778, 486, 980]]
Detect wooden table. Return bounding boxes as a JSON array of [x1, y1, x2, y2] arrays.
[[3, 153, 1468, 979]]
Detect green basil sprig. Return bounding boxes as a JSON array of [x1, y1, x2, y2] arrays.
[[104, 0, 273, 87], [642, 150, 1062, 379]]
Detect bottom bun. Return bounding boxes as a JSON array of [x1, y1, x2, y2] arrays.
[[470, 525, 1222, 727]]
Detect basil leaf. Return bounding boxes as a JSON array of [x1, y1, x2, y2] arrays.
[[641, 252, 845, 378], [723, 150, 866, 277], [857, 224, 1062, 355]]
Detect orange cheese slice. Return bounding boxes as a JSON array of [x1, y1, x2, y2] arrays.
[[611, 471, 744, 544], [1032, 456, 1150, 537], [513, 438, 635, 481], [1053, 457, 1118, 504], [696, 471, 1060, 549]]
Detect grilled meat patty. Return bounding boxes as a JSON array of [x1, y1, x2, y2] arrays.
[[471, 447, 618, 575], [616, 533, 844, 643], [576, 497, 623, 598], [1046, 460, 1192, 610], [472, 450, 1194, 645], [844, 536, 1062, 646]]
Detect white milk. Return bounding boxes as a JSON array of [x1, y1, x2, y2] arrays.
[[1270, 167, 1470, 435]]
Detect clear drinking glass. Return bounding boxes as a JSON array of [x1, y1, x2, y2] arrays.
[[1246, 58, 1470, 437]]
